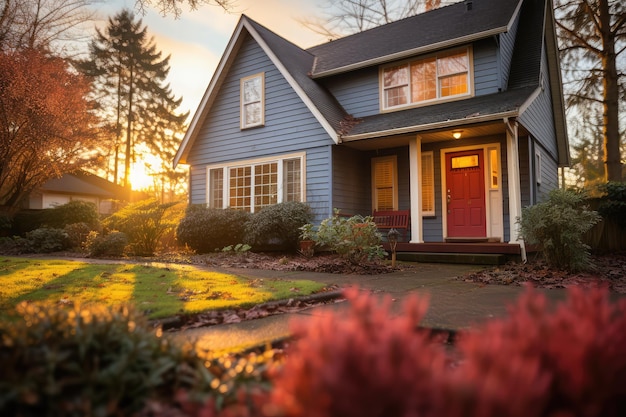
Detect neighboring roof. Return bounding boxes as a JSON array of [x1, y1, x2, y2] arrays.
[[341, 87, 536, 141], [40, 172, 128, 199], [307, 0, 523, 77]]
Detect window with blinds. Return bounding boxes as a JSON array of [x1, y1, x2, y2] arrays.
[[372, 156, 398, 211], [421, 152, 435, 216]]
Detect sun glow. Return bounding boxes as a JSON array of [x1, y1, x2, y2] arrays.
[[129, 161, 155, 191]]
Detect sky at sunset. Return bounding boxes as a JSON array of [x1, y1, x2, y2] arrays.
[[90, 0, 332, 119]]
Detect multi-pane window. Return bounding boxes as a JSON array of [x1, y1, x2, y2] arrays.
[[229, 166, 252, 211], [382, 48, 470, 110], [254, 163, 278, 211], [209, 168, 224, 208], [241, 73, 264, 129], [283, 158, 301, 202], [207, 154, 304, 212]]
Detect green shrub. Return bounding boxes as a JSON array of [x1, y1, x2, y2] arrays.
[[0, 302, 212, 417], [313, 210, 387, 263], [43, 200, 100, 229], [597, 182, 626, 229], [519, 189, 600, 271], [176, 206, 251, 254], [64, 222, 92, 249], [245, 202, 313, 251], [11, 210, 46, 235], [23, 227, 69, 253], [84, 231, 128, 257], [103, 199, 179, 256]]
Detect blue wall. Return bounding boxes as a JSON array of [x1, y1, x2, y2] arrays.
[[186, 33, 336, 222]]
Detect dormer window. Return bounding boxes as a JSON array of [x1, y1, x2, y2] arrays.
[[241, 73, 264, 129], [381, 47, 472, 110]]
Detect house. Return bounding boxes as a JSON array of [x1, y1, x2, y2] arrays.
[[26, 171, 134, 215], [174, 0, 569, 261]]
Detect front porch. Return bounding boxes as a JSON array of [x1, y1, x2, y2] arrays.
[[382, 241, 524, 265]]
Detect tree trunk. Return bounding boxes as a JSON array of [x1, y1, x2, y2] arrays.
[[124, 62, 134, 191], [599, 0, 623, 181]]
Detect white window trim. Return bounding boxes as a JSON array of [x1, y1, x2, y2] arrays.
[[535, 149, 542, 185], [380, 46, 474, 112], [240, 72, 265, 129], [421, 151, 435, 216], [371, 155, 399, 211], [205, 152, 306, 213]]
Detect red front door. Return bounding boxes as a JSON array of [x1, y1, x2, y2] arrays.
[[445, 150, 486, 238]]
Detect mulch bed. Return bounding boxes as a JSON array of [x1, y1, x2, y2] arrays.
[[458, 252, 626, 294]]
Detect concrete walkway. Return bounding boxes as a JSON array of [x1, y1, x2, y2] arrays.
[[172, 263, 570, 353]]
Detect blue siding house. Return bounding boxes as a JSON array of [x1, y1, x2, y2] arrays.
[[175, 0, 569, 260]]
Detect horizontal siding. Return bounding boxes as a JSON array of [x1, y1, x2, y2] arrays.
[[518, 48, 558, 158], [535, 143, 559, 203], [519, 135, 531, 207], [186, 33, 336, 211], [499, 9, 520, 90], [189, 165, 206, 205], [306, 145, 334, 223], [473, 39, 500, 96], [323, 67, 380, 118], [332, 146, 370, 216], [324, 40, 501, 118]]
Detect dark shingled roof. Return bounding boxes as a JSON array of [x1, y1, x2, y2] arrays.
[[343, 86, 536, 138], [307, 0, 522, 77], [508, 0, 545, 88]]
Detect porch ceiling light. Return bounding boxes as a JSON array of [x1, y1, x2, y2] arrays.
[[452, 130, 463, 139]]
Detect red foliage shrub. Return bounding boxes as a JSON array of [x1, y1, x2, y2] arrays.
[[267, 288, 449, 417], [440, 286, 626, 417], [172, 286, 626, 417]]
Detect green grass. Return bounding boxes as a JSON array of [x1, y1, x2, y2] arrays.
[[0, 257, 325, 319]]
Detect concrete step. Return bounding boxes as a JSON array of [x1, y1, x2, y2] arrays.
[[397, 252, 507, 265]]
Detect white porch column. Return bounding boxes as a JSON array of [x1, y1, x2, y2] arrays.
[[409, 136, 423, 243], [505, 118, 527, 262]]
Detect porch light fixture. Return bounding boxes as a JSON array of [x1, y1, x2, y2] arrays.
[[452, 130, 463, 139]]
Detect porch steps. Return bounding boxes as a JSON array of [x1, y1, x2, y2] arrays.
[[396, 252, 507, 265]]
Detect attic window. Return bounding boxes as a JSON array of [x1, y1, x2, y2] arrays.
[[381, 48, 472, 110], [241, 73, 264, 129]]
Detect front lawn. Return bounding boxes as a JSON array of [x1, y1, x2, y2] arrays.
[[0, 257, 325, 319]]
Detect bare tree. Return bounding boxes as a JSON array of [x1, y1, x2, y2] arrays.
[[0, 0, 97, 54], [299, 0, 453, 40], [134, 0, 234, 18], [556, 0, 625, 182]]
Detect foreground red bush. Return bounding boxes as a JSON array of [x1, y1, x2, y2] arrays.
[[442, 286, 626, 417], [268, 288, 449, 417], [175, 286, 626, 417]]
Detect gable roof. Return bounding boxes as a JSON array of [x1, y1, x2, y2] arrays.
[[174, 15, 347, 166], [175, 0, 568, 167], [307, 0, 523, 77]]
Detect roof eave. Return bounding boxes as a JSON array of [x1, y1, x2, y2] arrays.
[[311, 27, 508, 79], [340, 110, 519, 142]]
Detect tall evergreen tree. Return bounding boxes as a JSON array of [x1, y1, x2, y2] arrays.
[[78, 9, 187, 189], [556, 0, 625, 182]]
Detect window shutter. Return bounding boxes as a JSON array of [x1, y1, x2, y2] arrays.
[[373, 158, 396, 211], [421, 152, 435, 215]]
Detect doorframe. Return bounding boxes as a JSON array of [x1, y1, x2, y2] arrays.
[[440, 142, 502, 240]]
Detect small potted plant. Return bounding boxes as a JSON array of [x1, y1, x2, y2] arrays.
[[298, 223, 316, 257]]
